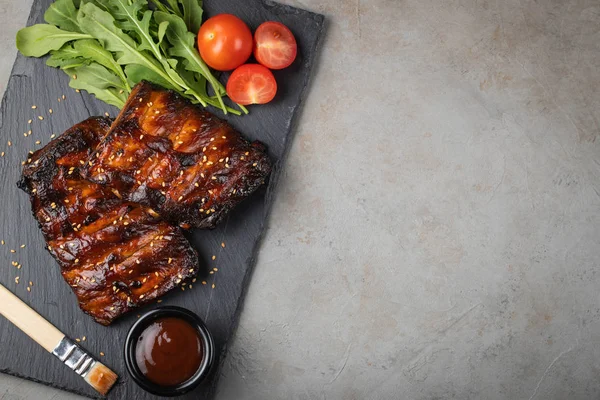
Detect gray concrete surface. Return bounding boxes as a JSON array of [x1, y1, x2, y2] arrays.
[[1, 0, 600, 399]]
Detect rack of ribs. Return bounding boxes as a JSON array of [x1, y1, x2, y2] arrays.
[[18, 117, 198, 325], [83, 81, 272, 229]]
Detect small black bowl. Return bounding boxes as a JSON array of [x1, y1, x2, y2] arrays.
[[124, 306, 216, 397]]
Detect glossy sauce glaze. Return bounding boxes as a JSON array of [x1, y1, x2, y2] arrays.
[[135, 317, 203, 386]]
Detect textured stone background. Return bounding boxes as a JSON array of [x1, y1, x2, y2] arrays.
[[1, 0, 599, 399]]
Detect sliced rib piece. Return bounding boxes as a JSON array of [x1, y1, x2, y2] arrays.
[[84, 81, 272, 229], [18, 117, 198, 325]]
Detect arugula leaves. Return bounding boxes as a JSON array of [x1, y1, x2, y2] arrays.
[[16, 24, 92, 57], [16, 0, 246, 115]]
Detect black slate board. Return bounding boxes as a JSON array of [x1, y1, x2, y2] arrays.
[[0, 1, 324, 398]]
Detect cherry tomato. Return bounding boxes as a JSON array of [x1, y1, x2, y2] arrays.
[[253, 21, 297, 70], [197, 14, 253, 71], [226, 64, 277, 105]]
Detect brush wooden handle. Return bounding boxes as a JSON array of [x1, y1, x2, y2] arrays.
[[0, 284, 65, 353]]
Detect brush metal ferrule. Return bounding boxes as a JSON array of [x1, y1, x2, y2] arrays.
[[52, 337, 97, 378]]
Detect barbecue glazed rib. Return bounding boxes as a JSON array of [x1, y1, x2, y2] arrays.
[[84, 81, 272, 229], [18, 117, 198, 325]]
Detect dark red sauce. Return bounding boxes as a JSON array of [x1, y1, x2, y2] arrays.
[[135, 317, 203, 386]]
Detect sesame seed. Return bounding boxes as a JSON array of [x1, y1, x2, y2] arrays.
[[27, 287, 31, 292], [212, 283, 216, 289], [28, 119, 32, 124], [221, 242, 225, 248], [57, 98, 61, 102], [212, 146, 217, 150], [82, 336, 86, 341], [31, 105, 37, 109], [139, 135, 144, 140], [8, 141, 11, 146], [194, 183, 199, 187], [253, 163, 257, 167], [62, 95, 66, 100], [181, 287, 185, 291], [14, 277, 19, 284], [38, 116, 44, 120], [23, 133, 27, 137], [211, 176, 217, 180], [20, 245, 25, 248], [192, 278, 197, 283], [75, 89, 80, 93], [50, 134, 55, 139], [209, 271, 214, 274], [178, 141, 183, 144], [72, 74, 77, 80], [10, 249, 15, 253], [1, 152, 4, 157], [139, 294, 145, 299], [35, 141, 41, 145], [110, 306, 115, 310], [74, 258, 79, 263], [202, 281, 206, 285], [75, 338, 81, 342], [104, 112, 110, 117], [213, 268, 218, 271], [99, 352, 105, 357], [1, 241, 3, 245], [212, 255, 216, 260]]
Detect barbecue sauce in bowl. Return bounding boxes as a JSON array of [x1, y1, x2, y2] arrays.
[[124, 306, 215, 396], [135, 317, 203, 386]]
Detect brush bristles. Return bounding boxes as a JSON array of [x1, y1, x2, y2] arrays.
[[84, 361, 118, 396]]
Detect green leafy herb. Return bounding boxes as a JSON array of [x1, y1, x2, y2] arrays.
[[44, 0, 82, 33], [66, 62, 128, 107], [180, 0, 203, 33], [16, 24, 91, 57], [154, 10, 225, 111], [15, 0, 246, 115]]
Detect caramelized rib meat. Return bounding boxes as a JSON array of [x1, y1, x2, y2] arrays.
[[18, 117, 198, 325], [84, 81, 272, 229]]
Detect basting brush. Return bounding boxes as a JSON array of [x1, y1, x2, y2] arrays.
[[0, 284, 117, 396]]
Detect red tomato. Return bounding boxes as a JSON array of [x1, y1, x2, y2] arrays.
[[197, 14, 253, 71], [253, 21, 297, 70], [226, 64, 277, 105]]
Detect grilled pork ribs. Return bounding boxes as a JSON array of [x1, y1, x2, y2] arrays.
[[19, 117, 198, 325], [84, 81, 272, 229]]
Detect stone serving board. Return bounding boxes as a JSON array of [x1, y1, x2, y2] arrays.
[[0, 1, 324, 398]]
